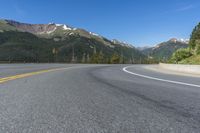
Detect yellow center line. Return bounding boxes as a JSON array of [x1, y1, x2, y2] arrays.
[[0, 67, 67, 84]]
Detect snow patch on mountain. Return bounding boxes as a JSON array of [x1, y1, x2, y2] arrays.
[[179, 38, 189, 43], [89, 32, 100, 37], [169, 38, 189, 44], [69, 32, 74, 36], [112, 39, 135, 48], [55, 24, 72, 30], [151, 38, 189, 50], [63, 25, 72, 30], [55, 24, 62, 26]]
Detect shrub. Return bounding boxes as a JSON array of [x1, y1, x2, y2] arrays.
[[169, 48, 192, 63]]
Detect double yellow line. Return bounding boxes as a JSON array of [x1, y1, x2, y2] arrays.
[[0, 68, 65, 84]]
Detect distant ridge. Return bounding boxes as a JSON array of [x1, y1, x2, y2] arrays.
[[0, 19, 146, 63], [140, 38, 188, 61]]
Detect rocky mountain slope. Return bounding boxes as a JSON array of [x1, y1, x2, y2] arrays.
[[140, 38, 188, 61], [0, 19, 146, 63]]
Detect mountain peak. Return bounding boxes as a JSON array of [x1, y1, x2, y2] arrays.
[[169, 38, 178, 42], [55, 24, 72, 30], [112, 39, 135, 48], [0, 19, 145, 63], [168, 38, 189, 44]]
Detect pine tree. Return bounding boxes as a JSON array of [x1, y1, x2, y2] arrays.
[[71, 45, 76, 63], [93, 46, 97, 54], [120, 51, 124, 64], [99, 50, 104, 63], [86, 53, 90, 63], [52, 48, 58, 62], [190, 22, 200, 54], [111, 53, 120, 64], [81, 53, 86, 63]]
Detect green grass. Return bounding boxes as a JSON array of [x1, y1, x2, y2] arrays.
[[0, 20, 17, 31], [179, 55, 200, 65]]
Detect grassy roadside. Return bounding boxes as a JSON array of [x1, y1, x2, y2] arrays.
[[178, 55, 200, 65]]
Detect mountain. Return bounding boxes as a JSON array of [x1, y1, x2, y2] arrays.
[[112, 39, 135, 48], [0, 19, 146, 63], [140, 38, 189, 61], [169, 22, 200, 64]]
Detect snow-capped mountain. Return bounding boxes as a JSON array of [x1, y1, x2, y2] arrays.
[[0, 19, 146, 63], [5, 19, 78, 35], [168, 38, 189, 44], [141, 38, 189, 60], [112, 39, 135, 48], [2, 19, 136, 48]]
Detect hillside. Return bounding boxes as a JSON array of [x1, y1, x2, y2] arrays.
[[141, 38, 188, 61], [169, 22, 200, 64], [0, 19, 146, 63]]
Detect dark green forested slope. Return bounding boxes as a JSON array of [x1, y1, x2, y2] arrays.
[[0, 31, 145, 63], [0, 19, 147, 63], [142, 39, 188, 62]]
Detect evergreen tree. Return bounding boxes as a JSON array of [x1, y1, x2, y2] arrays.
[[86, 53, 90, 63], [71, 45, 76, 63], [111, 53, 120, 64], [81, 53, 86, 63], [52, 48, 58, 62], [98, 51, 104, 63], [169, 22, 200, 64], [120, 51, 124, 64], [190, 22, 200, 54], [169, 48, 191, 63], [194, 40, 200, 55]]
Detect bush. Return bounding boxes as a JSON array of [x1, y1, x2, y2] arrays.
[[169, 48, 192, 63], [111, 53, 120, 64], [194, 40, 200, 55]]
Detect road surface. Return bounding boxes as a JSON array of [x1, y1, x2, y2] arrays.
[[0, 64, 200, 133]]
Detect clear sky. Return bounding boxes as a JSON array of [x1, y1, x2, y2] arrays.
[[0, 0, 200, 46]]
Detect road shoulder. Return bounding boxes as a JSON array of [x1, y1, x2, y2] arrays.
[[144, 65, 200, 77]]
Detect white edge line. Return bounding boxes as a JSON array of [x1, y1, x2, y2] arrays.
[[123, 66, 200, 88]]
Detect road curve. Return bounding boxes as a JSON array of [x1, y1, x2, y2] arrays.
[[0, 64, 200, 133]]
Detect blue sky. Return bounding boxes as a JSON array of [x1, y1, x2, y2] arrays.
[[0, 0, 200, 46]]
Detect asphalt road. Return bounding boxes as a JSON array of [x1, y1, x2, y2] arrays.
[[0, 64, 200, 133]]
